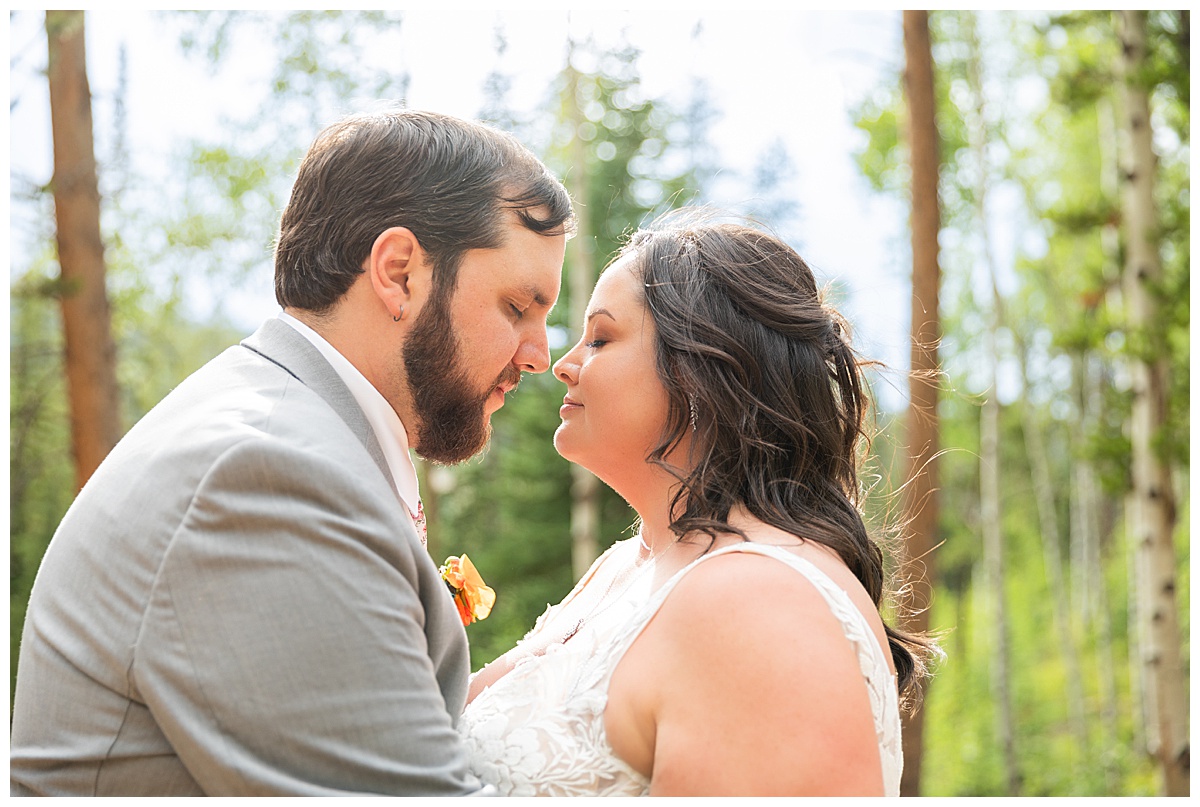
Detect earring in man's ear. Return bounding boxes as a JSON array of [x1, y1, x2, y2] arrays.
[[393, 305, 404, 323]]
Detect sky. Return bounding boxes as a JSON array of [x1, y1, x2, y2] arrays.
[[9, 8, 914, 407]]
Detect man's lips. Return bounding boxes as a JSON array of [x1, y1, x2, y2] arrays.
[[489, 381, 517, 409], [494, 369, 522, 397], [492, 370, 522, 399]]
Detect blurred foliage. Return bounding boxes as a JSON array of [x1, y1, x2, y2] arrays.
[[8, 9, 1190, 797], [852, 10, 1189, 795]]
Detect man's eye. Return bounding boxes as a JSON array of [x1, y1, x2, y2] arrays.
[[510, 303, 525, 320]]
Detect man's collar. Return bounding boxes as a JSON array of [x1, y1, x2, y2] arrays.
[[275, 310, 422, 518]]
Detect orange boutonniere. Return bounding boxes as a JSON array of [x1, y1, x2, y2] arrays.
[[439, 554, 495, 626]]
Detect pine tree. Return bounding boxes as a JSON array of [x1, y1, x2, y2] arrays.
[[46, 10, 122, 492]]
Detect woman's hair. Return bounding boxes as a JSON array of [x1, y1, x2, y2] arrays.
[[275, 108, 574, 315], [619, 209, 935, 706]]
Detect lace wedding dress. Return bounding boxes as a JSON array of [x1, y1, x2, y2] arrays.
[[457, 541, 903, 796]]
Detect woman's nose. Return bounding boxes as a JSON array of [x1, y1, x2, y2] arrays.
[[553, 342, 581, 384]]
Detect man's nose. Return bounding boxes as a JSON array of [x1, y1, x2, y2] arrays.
[[515, 326, 551, 374]]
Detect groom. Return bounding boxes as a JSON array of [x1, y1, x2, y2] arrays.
[[10, 109, 571, 796]]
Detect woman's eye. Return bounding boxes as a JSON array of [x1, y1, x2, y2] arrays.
[[584, 339, 607, 349]]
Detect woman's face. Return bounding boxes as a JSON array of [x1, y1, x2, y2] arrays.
[[552, 256, 672, 484]]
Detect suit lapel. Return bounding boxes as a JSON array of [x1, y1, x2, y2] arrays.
[[241, 318, 396, 494]]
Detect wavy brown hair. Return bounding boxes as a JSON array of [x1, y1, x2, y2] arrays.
[[619, 211, 934, 705]]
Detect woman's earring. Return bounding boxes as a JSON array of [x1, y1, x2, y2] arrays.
[[688, 396, 698, 432]]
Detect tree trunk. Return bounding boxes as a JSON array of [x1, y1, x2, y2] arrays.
[[963, 14, 1018, 793], [1099, 89, 1147, 764], [565, 42, 601, 580], [1075, 354, 1121, 788], [980, 365, 1018, 796], [1117, 10, 1189, 797], [1099, 91, 1134, 756], [47, 10, 121, 493], [1068, 360, 1098, 626], [899, 10, 941, 796], [1018, 350, 1090, 770]]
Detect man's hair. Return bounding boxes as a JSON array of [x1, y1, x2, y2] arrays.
[[274, 109, 574, 313]]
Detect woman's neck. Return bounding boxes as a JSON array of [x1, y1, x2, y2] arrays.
[[600, 459, 736, 560], [633, 511, 676, 560], [612, 468, 683, 561]]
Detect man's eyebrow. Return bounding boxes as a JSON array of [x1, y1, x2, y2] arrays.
[[586, 308, 616, 322], [520, 285, 552, 308]]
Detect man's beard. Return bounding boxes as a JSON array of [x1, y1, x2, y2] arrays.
[[402, 290, 521, 465]]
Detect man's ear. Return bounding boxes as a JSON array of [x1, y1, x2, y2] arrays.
[[366, 227, 430, 321]]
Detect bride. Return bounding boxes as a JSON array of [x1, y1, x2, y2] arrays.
[[458, 213, 934, 796]]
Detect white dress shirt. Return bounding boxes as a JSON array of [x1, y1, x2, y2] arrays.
[[276, 311, 422, 525]]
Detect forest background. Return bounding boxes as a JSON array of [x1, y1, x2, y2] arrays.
[[8, 9, 1191, 797]]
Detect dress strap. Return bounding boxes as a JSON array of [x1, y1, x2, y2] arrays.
[[605, 542, 896, 714]]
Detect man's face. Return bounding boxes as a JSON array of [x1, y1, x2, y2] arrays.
[[403, 211, 566, 464]]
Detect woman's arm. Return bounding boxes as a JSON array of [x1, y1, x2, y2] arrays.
[[607, 552, 884, 796], [466, 653, 519, 704]]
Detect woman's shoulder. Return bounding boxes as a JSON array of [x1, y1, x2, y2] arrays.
[[613, 542, 889, 794], [652, 548, 847, 653], [653, 538, 895, 677], [677, 529, 847, 605]]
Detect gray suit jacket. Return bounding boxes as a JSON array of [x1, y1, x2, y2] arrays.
[[10, 319, 479, 796]]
